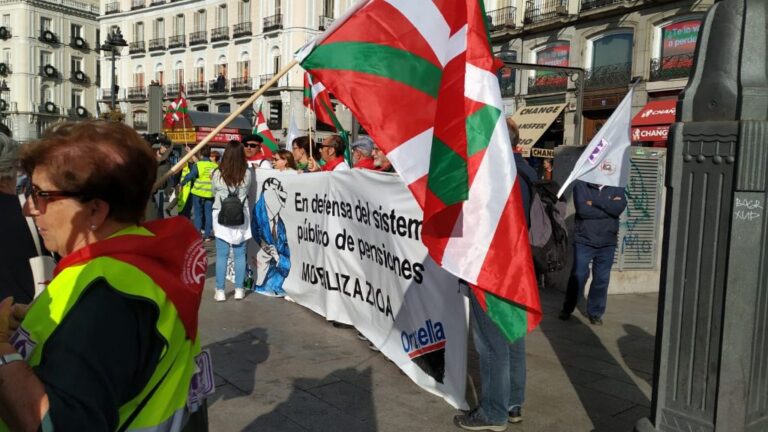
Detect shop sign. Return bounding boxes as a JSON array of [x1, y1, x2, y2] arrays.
[[531, 148, 554, 158], [510, 103, 566, 157], [632, 125, 669, 142], [165, 130, 196, 143]]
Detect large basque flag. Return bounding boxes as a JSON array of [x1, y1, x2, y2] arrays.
[[296, 0, 541, 341]]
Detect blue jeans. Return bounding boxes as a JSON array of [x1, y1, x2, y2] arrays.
[[562, 242, 616, 318], [192, 195, 213, 238], [215, 237, 246, 290], [469, 289, 526, 424]]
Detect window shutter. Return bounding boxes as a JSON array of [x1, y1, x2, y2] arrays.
[[615, 147, 666, 270]]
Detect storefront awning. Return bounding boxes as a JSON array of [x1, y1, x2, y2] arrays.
[[164, 111, 252, 145], [632, 99, 676, 126], [510, 103, 566, 157]]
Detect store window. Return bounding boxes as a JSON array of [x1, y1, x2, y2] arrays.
[[651, 19, 701, 81], [586, 31, 633, 89], [531, 41, 569, 93]]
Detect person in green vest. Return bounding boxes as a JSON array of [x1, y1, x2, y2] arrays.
[[0, 120, 210, 431], [167, 146, 197, 219], [181, 146, 216, 240]]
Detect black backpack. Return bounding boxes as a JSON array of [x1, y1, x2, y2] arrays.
[[218, 185, 245, 227], [520, 176, 568, 275]]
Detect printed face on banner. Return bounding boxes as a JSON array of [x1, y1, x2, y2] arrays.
[[250, 177, 291, 296]]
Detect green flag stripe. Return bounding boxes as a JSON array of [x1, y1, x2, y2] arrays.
[[427, 137, 469, 206], [259, 135, 279, 152], [466, 104, 500, 157], [302, 42, 442, 99], [485, 292, 528, 342]]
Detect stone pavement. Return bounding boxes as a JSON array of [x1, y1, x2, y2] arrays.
[[199, 260, 658, 432]]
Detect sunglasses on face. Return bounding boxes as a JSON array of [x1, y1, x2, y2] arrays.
[[243, 143, 261, 149], [26, 185, 82, 213]]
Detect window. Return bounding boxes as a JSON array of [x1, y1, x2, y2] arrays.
[[40, 17, 52, 32], [40, 51, 52, 67], [217, 55, 227, 78], [217, 103, 230, 113], [1, 15, 9, 27], [174, 14, 184, 36], [194, 59, 204, 83], [273, 55, 280, 75], [71, 24, 82, 39], [134, 22, 144, 41], [71, 90, 83, 108], [134, 66, 145, 87], [216, 4, 227, 27], [659, 20, 700, 58], [195, 10, 206, 32], [237, 1, 250, 22], [133, 111, 147, 128], [71, 57, 82, 73], [268, 100, 282, 129], [237, 59, 249, 79], [274, 0, 281, 15], [591, 32, 633, 69], [3, 49, 10, 65], [323, 0, 334, 16], [154, 63, 164, 85], [153, 18, 164, 38], [41, 85, 52, 102], [174, 61, 184, 84], [532, 42, 569, 89]]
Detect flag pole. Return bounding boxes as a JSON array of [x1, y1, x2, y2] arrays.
[[308, 107, 314, 156], [155, 59, 299, 190]]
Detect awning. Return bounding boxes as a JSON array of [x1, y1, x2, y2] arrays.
[[164, 111, 252, 145], [632, 125, 669, 142], [510, 103, 566, 157], [632, 99, 676, 126]]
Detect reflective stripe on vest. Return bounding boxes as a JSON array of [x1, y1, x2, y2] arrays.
[[190, 161, 217, 198], [8, 226, 201, 432]]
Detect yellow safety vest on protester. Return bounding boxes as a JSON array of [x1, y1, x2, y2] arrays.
[[177, 164, 192, 212], [4, 225, 208, 432], [190, 160, 217, 199]]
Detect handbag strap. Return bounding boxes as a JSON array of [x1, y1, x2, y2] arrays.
[[18, 194, 42, 256]]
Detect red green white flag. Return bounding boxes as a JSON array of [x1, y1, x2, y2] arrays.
[[296, 0, 541, 341], [163, 84, 190, 129], [303, 71, 336, 130], [253, 106, 279, 156]]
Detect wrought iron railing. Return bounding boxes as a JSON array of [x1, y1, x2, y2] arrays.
[[127, 86, 147, 99], [580, 0, 625, 11], [211, 26, 229, 42], [209, 78, 228, 93], [231, 77, 252, 92], [168, 34, 185, 48], [165, 83, 180, 97], [150, 0, 164, 5], [189, 30, 207, 46], [263, 14, 283, 32], [104, 1, 120, 14], [584, 62, 632, 90], [131, 0, 145, 10], [486, 6, 517, 30], [524, 0, 569, 24], [129, 41, 146, 54], [233, 22, 252, 37], [70, 70, 89, 84], [527, 75, 568, 94], [39, 65, 59, 79], [70, 36, 89, 50], [148, 37, 165, 51], [186, 81, 206, 95], [259, 73, 274, 87], [133, 119, 148, 129], [319, 15, 334, 30], [649, 53, 694, 81]]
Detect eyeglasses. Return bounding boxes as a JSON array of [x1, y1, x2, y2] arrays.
[[243, 143, 261, 149], [26, 185, 81, 213]]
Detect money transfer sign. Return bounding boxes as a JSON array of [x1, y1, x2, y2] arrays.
[[510, 103, 566, 157]]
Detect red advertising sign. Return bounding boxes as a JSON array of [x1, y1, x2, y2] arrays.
[[662, 20, 701, 57], [632, 125, 669, 142], [196, 131, 244, 144], [535, 42, 569, 86], [632, 100, 677, 126]]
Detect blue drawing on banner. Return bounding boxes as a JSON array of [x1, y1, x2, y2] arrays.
[[251, 177, 291, 297]]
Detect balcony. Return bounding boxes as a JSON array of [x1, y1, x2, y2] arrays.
[[148, 37, 166, 51], [486, 6, 517, 31], [70, 70, 90, 84], [186, 81, 207, 96], [189, 30, 207, 46], [0, 26, 10, 40], [259, 73, 274, 87], [523, 0, 570, 24], [0, 63, 11, 76], [233, 22, 252, 38], [38, 102, 60, 115], [165, 83, 180, 97], [68, 106, 89, 118], [134, 119, 148, 129], [131, 0, 145, 10], [581, 0, 626, 11], [168, 34, 185, 49], [70, 36, 89, 50], [40, 65, 59, 79], [211, 26, 229, 42], [263, 14, 283, 32], [150, 0, 164, 5], [231, 77, 252, 92], [209, 78, 228, 93], [527, 75, 568, 95], [129, 41, 146, 54], [105, 1, 120, 14], [585, 62, 632, 90], [650, 53, 694, 81], [101, 89, 113, 100], [39, 29, 59, 44], [318, 15, 334, 31], [127, 86, 147, 100]]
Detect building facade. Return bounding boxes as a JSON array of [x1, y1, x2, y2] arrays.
[[0, 0, 100, 141], [98, 0, 355, 137]]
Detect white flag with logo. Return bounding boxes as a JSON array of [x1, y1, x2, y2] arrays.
[[285, 112, 300, 150], [558, 88, 635, 198]]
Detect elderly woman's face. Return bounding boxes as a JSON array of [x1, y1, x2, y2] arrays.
[[27, 166, 92, 256]]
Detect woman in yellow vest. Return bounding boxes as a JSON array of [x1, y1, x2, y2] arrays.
[[0, 121, 209, 431]]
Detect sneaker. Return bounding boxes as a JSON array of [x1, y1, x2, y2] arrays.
[[454, 410, 507, 431], [214, 290, 226, 302], [356, 332, 368, 341], [589, 315, 603, 325], [508, 406, 522, 424], [234, 288, 245, 300], [331, 321, 354, 329]]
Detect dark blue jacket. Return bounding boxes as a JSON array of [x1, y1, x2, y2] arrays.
[[514, 153, 537, 226], [572, 181, 627, 247]]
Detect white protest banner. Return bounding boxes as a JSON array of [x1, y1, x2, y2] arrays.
[[247, 169, 468, 409]]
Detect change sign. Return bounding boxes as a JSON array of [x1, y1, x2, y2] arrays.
[[510, 103, 566, 157]]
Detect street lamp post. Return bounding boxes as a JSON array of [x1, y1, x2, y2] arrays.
[[101, 28, 127, 114]]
